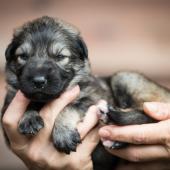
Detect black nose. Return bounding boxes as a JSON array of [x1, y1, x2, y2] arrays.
[[33, 76, 47, 89]]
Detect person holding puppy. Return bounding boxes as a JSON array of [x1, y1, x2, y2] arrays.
[[3, 16, 170, 170], [2, 86, 100, 170], [2, 86, 170, 170]]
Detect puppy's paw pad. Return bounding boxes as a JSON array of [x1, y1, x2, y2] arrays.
[[53, 127, 81, 154], [97, 100, 109, 113], [102, 140, 127, 149], [18, 113, 44, 135], [96, 100, 109, 123], [102, 140, 114, 148]]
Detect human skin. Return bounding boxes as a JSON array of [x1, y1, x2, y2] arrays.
[[3, 85, 170, 170], [2, 86, 100, 170], [99, 102, 170, 162]]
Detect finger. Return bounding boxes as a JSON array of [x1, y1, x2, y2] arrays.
[[38, 85, 80, 136], [2, 91, 29, 144], [77, 105, 99, 139], [144, 102, 170, 120], [77, 126, 100, 156], [98, 121, 169, 145], [106, 144, 169, 162]]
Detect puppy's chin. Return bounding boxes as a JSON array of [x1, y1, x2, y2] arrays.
[[22, 91, 61, 102]]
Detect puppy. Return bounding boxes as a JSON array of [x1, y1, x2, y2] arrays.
[[2, 16, 170, 170]]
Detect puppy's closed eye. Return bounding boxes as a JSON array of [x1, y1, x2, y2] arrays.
[[54, 48, 71, 66], [56, 56, 70, 69], [17, 54, 28, 65], [59, 48, 71, 57]]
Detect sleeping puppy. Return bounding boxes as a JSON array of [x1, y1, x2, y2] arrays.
[[2, 16, 170, 170]]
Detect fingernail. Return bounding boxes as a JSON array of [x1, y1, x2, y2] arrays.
[[89, 105, 98, 112], [99, 129, 110, 138], [15, 90, 30, 103], [16, 90, 25, 99], [144, 102, 158, 113], [68, 85, 80, 94]]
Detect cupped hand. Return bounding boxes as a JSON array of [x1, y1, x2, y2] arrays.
[[2, 86, 100, 170], [99, 102, 170, 162]]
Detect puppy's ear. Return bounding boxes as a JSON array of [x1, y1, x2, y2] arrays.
[[55, 18, 88, 59], [5, 40, 19, 61], [77, 37, 88, 60]]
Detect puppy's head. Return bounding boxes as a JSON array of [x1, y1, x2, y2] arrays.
[[5, 16, 90, 102]]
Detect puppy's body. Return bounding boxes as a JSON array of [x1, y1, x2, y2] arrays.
[[2, 16, 170, 170]]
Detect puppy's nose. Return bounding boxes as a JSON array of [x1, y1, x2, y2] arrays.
[[33, 76, 47, 89]]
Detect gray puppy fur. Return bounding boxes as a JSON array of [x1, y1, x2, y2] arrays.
[[2, 16, 170, 170]]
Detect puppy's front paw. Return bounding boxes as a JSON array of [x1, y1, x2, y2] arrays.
[[53, 126, 81, 154], [18, 111, 44, 135]]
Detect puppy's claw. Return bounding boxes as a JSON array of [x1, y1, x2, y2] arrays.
[[53, 127, 81, 154]]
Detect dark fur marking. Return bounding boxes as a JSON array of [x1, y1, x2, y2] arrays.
[[113, 84, 135, 109]]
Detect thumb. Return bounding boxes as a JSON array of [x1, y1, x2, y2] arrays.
[[77, 126, 100, 156], [143, 102, 170, 120]]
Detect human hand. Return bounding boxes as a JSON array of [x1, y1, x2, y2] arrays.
[[2, 86, 100, 170], [98, 102, 170, 162]]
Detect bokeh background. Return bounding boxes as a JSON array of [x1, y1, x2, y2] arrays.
[[0, 0, 170, 169]]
